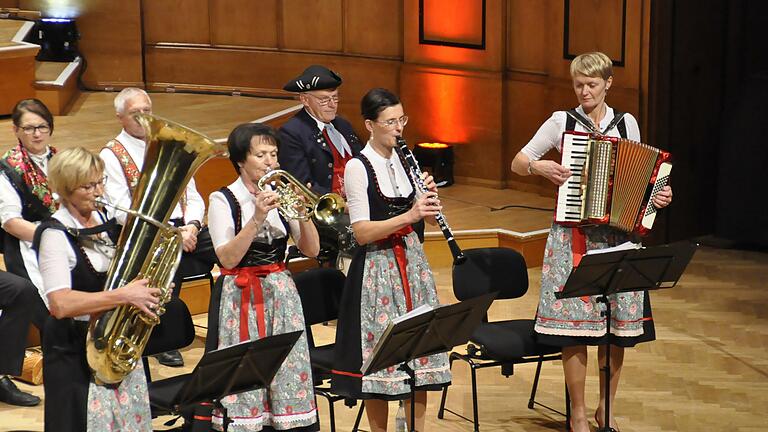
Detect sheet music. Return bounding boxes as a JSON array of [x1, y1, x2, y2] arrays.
[[585, 241, 641, 255], [392, 304, 435, 324]]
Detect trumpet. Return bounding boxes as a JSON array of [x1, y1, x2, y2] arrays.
[[257, 169, 346, 227]]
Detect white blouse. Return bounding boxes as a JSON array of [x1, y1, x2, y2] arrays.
[[520, 104, 641, 160], [207, 177, 302, 250], [99, 129, 206, 225], [38, 207, 115, 321], [0, 148, 52, 299], [344, 144, 415, 224]]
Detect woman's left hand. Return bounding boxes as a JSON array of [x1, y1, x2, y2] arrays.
[[421, 171, 438, 193], [652, 185, 673, 208]]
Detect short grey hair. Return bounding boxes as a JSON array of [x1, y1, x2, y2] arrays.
[[114, 88, 150, 114]]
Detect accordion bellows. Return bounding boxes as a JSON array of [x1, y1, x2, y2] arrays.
[[556, 131, 672, 235]]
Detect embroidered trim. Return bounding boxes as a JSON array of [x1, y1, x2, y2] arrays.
[[104, 139, 140, 194], [1, 143, 57, 214]]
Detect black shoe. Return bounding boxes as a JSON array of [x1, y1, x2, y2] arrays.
[[155, 350, 184, 367], [0, 376, 41, 407]]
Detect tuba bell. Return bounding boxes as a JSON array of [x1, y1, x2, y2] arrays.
[[86, 113, 227, 385], [257, 168, 346, 227]]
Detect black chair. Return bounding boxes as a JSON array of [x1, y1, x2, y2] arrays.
[[294, 267, 361, 432], [437, 247, 569, 432], [141, 297, 196, 415]]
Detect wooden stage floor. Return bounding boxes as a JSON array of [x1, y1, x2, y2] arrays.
[[1, 93, 767, 431]]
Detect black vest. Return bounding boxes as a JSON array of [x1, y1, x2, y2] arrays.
[[218, 187, 289, 267], [357, 153, 425, 241]]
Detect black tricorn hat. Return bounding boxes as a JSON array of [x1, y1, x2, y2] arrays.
[[283, 65, 342, 92]]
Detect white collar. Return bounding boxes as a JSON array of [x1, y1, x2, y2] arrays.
[[229, 177, 286, 237], [575, 104, 615, 129], [362, 141, 398, 164], [53, 206, 102, 229], [28, 148, 51, 167], [116, 129, 146, 149], [305, 108, 330, 132]]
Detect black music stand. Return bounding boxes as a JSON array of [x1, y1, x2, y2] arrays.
[[555, 241, 697, 432], [149, 331, 302, 432], [361, 292, 496, 432]]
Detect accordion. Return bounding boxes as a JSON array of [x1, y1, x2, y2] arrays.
[[555, 131, 672, 235]]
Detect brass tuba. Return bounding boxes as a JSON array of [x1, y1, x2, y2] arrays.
[[86, 113, 227, 385], [257, 168, 346, 226]]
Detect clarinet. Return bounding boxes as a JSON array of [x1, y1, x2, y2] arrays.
[[395, 136, 466, 265]]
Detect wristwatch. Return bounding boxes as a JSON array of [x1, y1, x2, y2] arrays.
[[187, 220, 202, 231], [527, 160, 535, 175]]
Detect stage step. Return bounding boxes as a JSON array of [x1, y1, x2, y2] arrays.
[[34, 57, 81, 115]]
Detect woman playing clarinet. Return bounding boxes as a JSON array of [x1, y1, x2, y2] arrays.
[[332, 88, 451, 432]]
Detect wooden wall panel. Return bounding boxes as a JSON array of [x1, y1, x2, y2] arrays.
[[566, 0, 624, 62], [551, 0, 642, 88], [68, 1, 143, 88], [142, 0, 210, 45], [344, 0, 402, 58], [400, 65, 504, 186], [0, 1, 19, 8], [506, 0, 549, 73], [210, 0, 278, 47], [421, 0, 484, 46], [281, 0, 342, 52], [144, 46, 400, 138], [404, 0, 503, 72]]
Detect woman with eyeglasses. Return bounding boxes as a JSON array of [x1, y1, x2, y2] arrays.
[[0, 99, 57, 326], [332, 88, 451, 432], [34, 147, 158, 431]]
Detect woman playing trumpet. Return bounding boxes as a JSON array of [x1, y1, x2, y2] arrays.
[[206, 123, 320, 431], [35, 147, 158, 432]]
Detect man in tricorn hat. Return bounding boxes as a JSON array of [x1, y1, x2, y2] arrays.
[[278, 65, 362, 266], [278, 65, 362, 198]]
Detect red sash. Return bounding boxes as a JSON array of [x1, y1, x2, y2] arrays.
[[375, 226, 415, 311], [220, 263, 286, 341], [105, 139, 187, 216], [571, 227, 590, 303], [322, 128, 353, 197]]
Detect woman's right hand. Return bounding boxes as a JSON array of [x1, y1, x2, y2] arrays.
[[250, 189, 280, 227], [532, 160, 572, 186], [119, 278, 161, 317], [409, 191, 442, 223]]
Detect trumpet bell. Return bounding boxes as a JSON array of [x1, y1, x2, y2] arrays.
[[258, 169, 346, 226]]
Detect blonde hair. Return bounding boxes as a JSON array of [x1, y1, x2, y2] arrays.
[[48, 147, 105, 201], [114, 87, 150, 114], [570, 52, 613, 80]]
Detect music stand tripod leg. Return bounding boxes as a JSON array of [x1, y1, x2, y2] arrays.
[[598, 295, 615, 432], [398, 362, 418, 432]]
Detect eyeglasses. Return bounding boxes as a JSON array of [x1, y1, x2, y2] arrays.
[[127, 107, 152, 116], [375, 115, 409, 129], [19, 124, 51, 135], [305, 93, 339, 107], [78, 176, 108, 192]]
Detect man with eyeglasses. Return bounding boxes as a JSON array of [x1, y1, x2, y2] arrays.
[[278, 65, 363, 265], [278, 64, 362, 198], [99, 88, 214, 367]]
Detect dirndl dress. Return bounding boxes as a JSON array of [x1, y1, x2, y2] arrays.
[[37, 218, 151, 432], [332, 154, 451, 400], [534, 223, 655, 347], [207, 187, 318, 432]]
